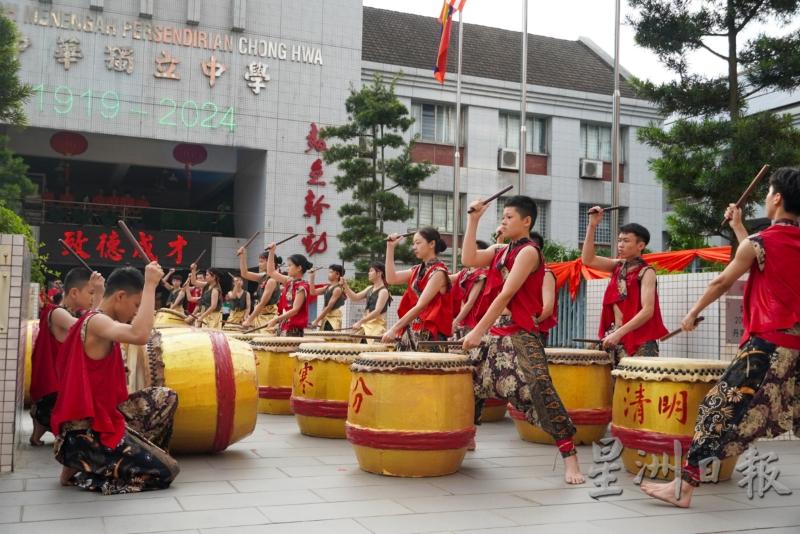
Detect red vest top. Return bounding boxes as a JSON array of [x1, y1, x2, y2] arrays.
[[50, 312, 129, 448], [742, 223, 800, 349], [483, 240, 544, 336], [279, 279, 310, 331], [537, 269, 559, 332], [29, 304, 61, 402], [397, 260, 453, 338], [459, 268, 489, 329], [599, 259, 668, 355]]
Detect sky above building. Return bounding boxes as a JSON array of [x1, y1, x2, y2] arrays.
[[363, 0, 799, 85]]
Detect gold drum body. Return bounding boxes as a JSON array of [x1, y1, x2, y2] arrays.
[[154, 308, 187, 328], [346, 352, 475, 477], [249, 337, 306, 414]]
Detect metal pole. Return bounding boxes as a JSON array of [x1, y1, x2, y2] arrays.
[[519, 0, 528, 195], [452, 8, 464, 273], [610, 0, 622, 242]]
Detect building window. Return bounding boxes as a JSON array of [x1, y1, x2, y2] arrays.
[[408, 191, 456, 232], [496, 198, 549, 239], [578, 203, 628, 245], [498, 113, 547, 154], [410, 102, 460, 145], [580, 123, 625, 162]]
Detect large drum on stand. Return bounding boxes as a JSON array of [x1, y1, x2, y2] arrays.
[[346, 352, 475, 477], [289, 342, 390, 438], [509, 348, 613, 445], [249, 337, 306, 415], [21, 319, 38, 406], [154, 308, 188, 328], [126, 328, 257, 453], [611, 357, 736, 481]]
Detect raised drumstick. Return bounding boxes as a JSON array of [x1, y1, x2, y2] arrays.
[[236, 231, 261, 255], [659, 316, 705, 342], [586, 205, 622, 215], [117, 220, 152, 265], [384, 231, 415, 243], [467, 184, 514, 213], [718, 165, 770, 231], [58, 239, 93, 271]]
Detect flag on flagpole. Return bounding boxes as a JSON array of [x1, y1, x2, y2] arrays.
[[433, 0, 466, 84]]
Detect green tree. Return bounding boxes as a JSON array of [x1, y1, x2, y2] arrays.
[[628, 0, 800, 244], [322, 74, 436, 271]]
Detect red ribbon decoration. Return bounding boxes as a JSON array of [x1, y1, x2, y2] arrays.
[[346, 423, 475, 451], [290, 397, 348, 419]]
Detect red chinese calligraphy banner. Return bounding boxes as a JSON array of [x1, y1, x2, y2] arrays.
[[40, 224, 213, 269], [548, 246, 732, 300]]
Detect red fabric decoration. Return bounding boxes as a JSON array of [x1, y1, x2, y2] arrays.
[[29, 304, 61, 402], [172, 144, 208, 190], [49, 132, 88, 183]]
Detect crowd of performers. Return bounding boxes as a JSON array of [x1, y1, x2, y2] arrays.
[[25, 168, 799, 506]]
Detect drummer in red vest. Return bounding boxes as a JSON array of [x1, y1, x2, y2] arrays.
[[264, 244, 312, 337], [382, 227, 453, 350], [642, 167, 800, 507], [51, 264, 179, 493], [462, 195, 584, 484], [450, 240, 489, 339], [581, 212, 667, 363], [29, 268, 104, 446]]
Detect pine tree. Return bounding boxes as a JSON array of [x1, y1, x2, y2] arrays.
[[322, 74, 436, 271], [628, 0, 800, 245]]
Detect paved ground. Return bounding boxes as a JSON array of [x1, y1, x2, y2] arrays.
[[1, 415, 799, 534]]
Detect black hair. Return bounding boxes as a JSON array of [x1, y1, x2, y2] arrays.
[[63, 267, 91, 293], [329, 264, 345, 277], [207, 268, 232, 295], [104, 267, 144, 297], [52, 292, 63, 305], [417, 226, 447, 254], [259, 251, 283, 268], [476, 240, 489, 250], [619, 223, 650, 245], [370, 261, 388, 284], [503, 196, 538, 229], [769, 167, 800, 215], [529, 231, 544, 248], [170, 274, 183, 283], [288, 254, 313, 273]]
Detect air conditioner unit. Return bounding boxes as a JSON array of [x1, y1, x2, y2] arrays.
[[498, 148, 519, 171], [580, 158, 604, 179]]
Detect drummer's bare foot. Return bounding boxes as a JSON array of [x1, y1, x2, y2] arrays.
[[640, 478, 693, 508], [563, 455, 585, 484], [30, 421, 46, 446], [60, 467, 78, 486]]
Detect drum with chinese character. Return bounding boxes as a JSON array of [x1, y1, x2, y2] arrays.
[[289, 342, 391, 438], [154, 308, 188, 328], [249, 337, 307, 414], [480, 398, 508, 422], [611, 357, 737, 481], [21, 319, 38, 406], [346, 352, 475, 477], [125, 328, 257, 454], [509, 348, 613, 445]]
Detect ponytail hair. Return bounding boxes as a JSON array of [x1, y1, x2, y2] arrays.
[[288, 254, 313, 273], [417, 226, 447, 254], [370, 262, 388, 285]]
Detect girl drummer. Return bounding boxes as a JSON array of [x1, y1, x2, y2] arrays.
[[343, 262, 392, 338], [382, 227, 453, 350], [186, 266, 229, 329], [264, 244, 312, 337], [225, 275, 251, 327], [309, 265, 347, 331], [237, 248, 282, 329], [450, 240, 489, 339]]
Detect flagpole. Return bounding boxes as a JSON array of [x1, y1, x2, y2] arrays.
[[519, 0, 528, 196], [452, 7, 464, 273], [611, 0, 621, 241]]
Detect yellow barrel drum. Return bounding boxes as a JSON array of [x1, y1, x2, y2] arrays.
[[289, 342, 390, 438], [480, 398, 507, 422], [346, 352, 475, 477], [249, 337, 306, 415], [611, 357, 736, 481], [303, 331, 362, 343], [509, 348, 613, 445], [126, 328, 257, 453], [154, 308, 188, 328], [21, 319, 38, 406]]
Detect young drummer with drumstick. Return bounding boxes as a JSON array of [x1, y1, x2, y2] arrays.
[[264, 240, 313, 337], [461, 195, 585, 485], [642, 167, 800, 507]]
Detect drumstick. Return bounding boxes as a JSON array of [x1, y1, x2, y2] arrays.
[[718, 164, 770, 231], [236, 231, 261, 255], [384, 231, 415, 243], [117, 220, 151, 265], [58, 239, 93, 272], [467, 184, 514, 213], [343, 333, 384, 340], [269, 233, 300, 248], [192, 249, 207, 267], [417, 341, 465, 347], [241, 323, 278, 335], [586, 205, 622, 215], [659, 316, 705, 342]]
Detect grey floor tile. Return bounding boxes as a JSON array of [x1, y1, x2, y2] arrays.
[[355, 510, 516, 534], [493, 502, 643, 525], [277, 464, 363, 477], [313, 481, 452, 502], [178, 489, 323, 511], [23, 497, 181, 522], [0, 489, 98, 506], [459, 522, 613, 534], [590, 511, 744, 534], [103, 508, 269, 534], [0, 479, 24, 493], [230, 473, 389, 492], [176, 467, 288, 483], [396, 493, 534, 513], [205, 456, 324, 469], [719, 487, 800, 508], [428, 475, 560, 494], [200, 518, 373, 534], [611, 494, 754, 516], [259, 498, 412, 523], [0, 507, 20, 524], [23, 478, 60, 491], [314, 455, 360, 465], [0, 518, 104, 534]]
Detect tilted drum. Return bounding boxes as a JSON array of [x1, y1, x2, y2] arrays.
[[249, 337, 307, 414], [346, 352, 475, 477], [510, 348, 613, 445], [289, 342, 390, 438], [611, 357, 736, 481], [126, 328, 257, 453], [154, 308, 188, 328]]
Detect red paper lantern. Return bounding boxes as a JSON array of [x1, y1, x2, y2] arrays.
[[173, 144, 207, 190], [49, 131, 88, 183]]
